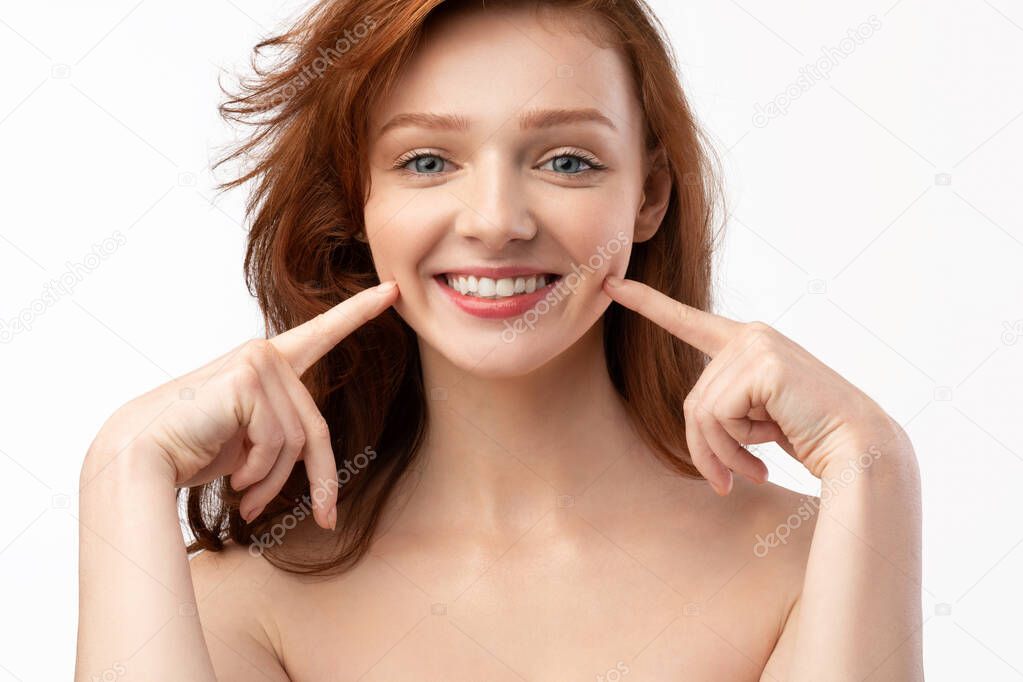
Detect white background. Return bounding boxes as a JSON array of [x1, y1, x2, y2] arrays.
[[1, 0, 1021, 679]]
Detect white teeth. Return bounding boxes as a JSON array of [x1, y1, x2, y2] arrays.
[[443, 274, 556, 298]]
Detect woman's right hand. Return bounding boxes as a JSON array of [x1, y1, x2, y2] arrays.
[[87, 281, 399, 530]]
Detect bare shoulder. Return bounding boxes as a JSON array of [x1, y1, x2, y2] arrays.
[[723, 478, 821, 677], [709, 477, 819, 666], [189, 542, 291, 682], [729, 474, 820, 568], [189, 540, 278, 601]]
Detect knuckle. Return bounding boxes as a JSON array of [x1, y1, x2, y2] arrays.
[[268, 429, 287, 451], [310, 415, 331, 440], [748, 325, 776, 352], [761, 348, 784, 376], [705, 395, 722, 418], [285, 426, 307, 452], [244, 338, 278, 367], [682, 393, 697, 417], [228, 363, 261, 393], [744, 321, 778, 348]]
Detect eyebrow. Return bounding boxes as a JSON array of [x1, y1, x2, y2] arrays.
[[377, 107, 618, 136]]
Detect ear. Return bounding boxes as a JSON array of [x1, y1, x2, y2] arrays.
[[634, 146, 672, 243]]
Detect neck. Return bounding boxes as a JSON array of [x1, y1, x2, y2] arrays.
[[386, 320, 646, 540]]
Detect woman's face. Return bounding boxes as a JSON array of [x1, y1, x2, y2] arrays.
[[364, 6, 665, 378]]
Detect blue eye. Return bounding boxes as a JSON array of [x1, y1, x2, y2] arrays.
[[397, 153, 447, 174], [540, 151, 607, 175], [392, 149, 607, 179]]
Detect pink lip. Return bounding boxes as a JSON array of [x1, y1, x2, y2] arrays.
[[434, 274, 562, 319]]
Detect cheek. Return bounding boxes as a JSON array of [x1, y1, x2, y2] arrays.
[[364, 192, 433, 281], [555, 191, 636, 280]]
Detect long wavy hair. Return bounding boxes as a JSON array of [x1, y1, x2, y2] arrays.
[[184, 0, 722, 575]]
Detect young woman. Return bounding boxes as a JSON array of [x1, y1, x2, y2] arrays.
[[76, 1, 923, 679]]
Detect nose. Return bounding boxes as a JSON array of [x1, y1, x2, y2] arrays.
[[452, 153, 537, 251]]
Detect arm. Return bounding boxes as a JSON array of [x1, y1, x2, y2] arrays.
[[763, 426, 923, 681], [76, 442, 219, 681], [75, 282, 400, 681], [599, 276, 925, 681], [75, 441, 290, 682]]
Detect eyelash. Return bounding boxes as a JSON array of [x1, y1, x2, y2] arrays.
[[391, 148, 608, 179]]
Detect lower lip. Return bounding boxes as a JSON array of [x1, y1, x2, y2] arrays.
[[434, 275, 562, 319]]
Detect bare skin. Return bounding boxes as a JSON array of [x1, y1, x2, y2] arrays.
[[186, 295, 920, 681], [76, 5, 922, 681], [191, 447, 820, 681]]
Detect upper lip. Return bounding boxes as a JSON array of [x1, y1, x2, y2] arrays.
[[436, 266, 560, 279]]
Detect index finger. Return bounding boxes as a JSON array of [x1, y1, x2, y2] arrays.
[[270, 281, 399, 375], [602, 276, 740, 356]]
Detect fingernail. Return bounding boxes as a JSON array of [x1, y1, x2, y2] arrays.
[[604, 275, 624, 288], [377, 281, 397, 294], [327, 506, 337, 531]]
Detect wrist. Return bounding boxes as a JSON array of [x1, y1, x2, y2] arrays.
[[81, 434, 177, 490], [818, 421, 918, 490]]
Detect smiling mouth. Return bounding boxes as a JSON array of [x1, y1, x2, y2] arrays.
[[438, 273, 562, 299]]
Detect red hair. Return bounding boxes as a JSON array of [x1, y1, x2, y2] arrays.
[[184, 0, 722, 575]]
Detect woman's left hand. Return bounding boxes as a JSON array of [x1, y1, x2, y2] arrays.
[[602, 275, 913, 494]]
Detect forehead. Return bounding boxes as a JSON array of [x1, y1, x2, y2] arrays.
[[371, 6, 643, 139]]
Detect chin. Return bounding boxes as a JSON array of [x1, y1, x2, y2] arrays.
[[396, 276, 610, 380], [425, 333, 569, 379]]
